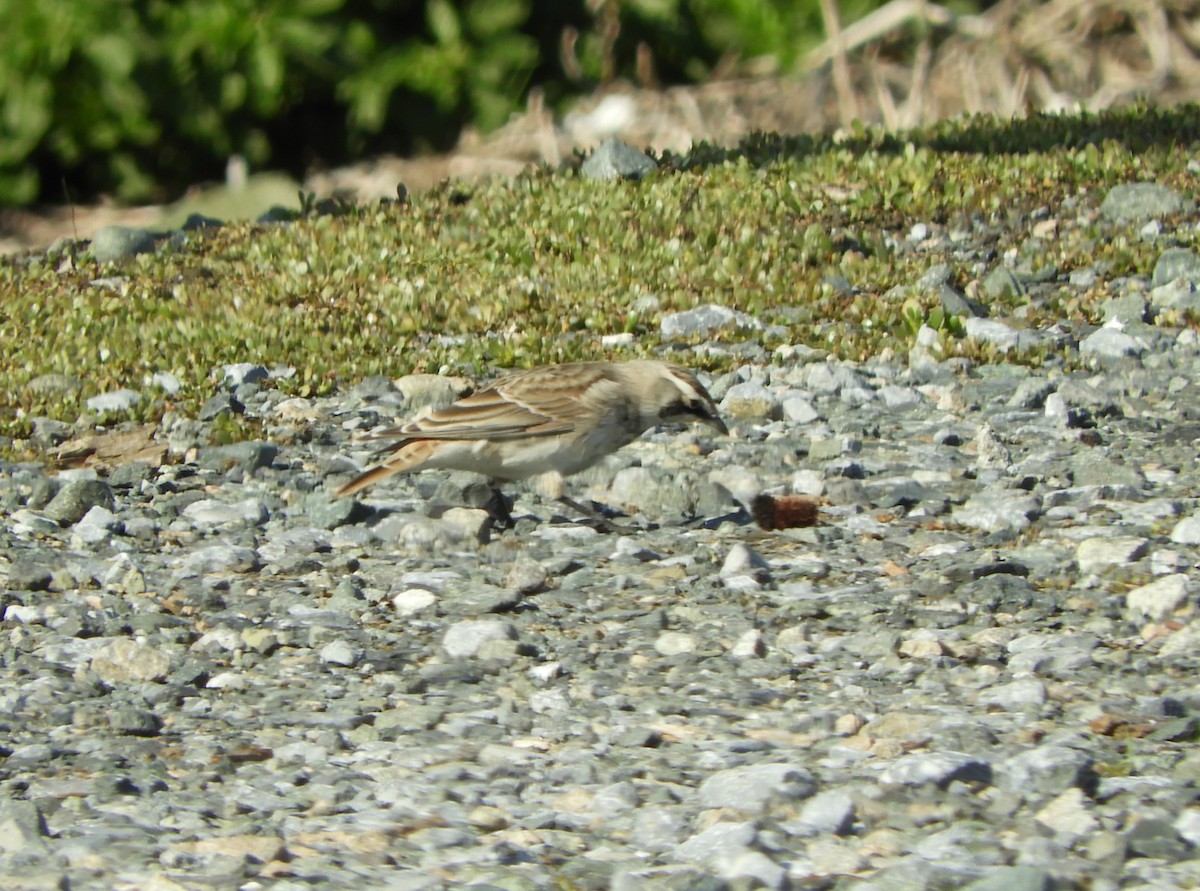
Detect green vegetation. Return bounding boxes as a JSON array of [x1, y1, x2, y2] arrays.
[[2, 0, 907, 206], [1, 104, 1197, 453]]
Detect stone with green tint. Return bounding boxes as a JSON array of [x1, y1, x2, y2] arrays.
[[90, 225, 157, 262], [962, 866, 1052, 891], [1100, 182, 1194, 222], [981, 265, 1024, 300], [1152, 247, 1200, 286], [44, 478, 115, 526]]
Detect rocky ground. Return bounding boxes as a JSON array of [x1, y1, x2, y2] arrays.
[[4, 181, 1200, 891]]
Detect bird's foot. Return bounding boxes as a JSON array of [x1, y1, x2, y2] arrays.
[[463, 482, 515, 529], [556, 496, 639, 534]]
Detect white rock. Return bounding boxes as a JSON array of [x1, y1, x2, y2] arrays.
[[1170, 514, 1200, 545], [730, 629, 766, 659], [319, 640, 362, 667], [1125, 573, 1191, 620], [1034, 788, 1098, 840], [1076, 536, 1148, 573], [443, 619, 516, 658], [654, 631, 697, 656], [391, 588, 437, 615]]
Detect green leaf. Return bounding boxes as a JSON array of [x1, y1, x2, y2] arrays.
[[427, 0, 461, 47]]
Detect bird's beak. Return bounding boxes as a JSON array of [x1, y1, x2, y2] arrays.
[[702, 413, 729, 436]]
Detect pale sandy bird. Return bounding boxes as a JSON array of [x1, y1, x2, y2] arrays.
[[334, 360, 727, 526]]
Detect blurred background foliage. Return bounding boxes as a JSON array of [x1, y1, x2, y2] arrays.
[[1, 0, 917, 206]]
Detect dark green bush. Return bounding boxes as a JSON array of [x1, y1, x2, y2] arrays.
[[1, 0, 158, 203], [2, 0, 547, 204], [1, 0, 903, 206]]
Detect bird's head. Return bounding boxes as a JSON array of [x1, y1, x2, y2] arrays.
[[628, 360, 728, 436]]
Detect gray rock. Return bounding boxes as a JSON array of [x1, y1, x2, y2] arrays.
[[1007, 378, 1055, 410], [1076, 536, 1148, 573], [71, 505, 123, 545], [198, 441, 278, 472], [697, 763, 815, 810], [938, 284, 988, 317], [653, 631, 696, 656], [174, 544, 260, 576], [1101, 294, 1148, 325], [1174, 809, 1200, 848], [437, 507, 492, 544], [999, 745, 1097, 797], [9, 508, 63, 536], [319, 639, 363, 667], [1070, 452, 1145, 488], [0, 801, 50, 854], [27, 373, 84, 396], [1150, 279, 1200, 312], [878, 385, 921, 411], [719, 542, 771, 588], [581, 137, 658, 180], [221, 363, 270, 388], [962, 866, 1054, 891], [721, 381, 781, 420], [630, 808, 687, 853], [1153, 247, 1200, 286], [307, 493, 372, 529], [442, 619, 517, 658], [976, 679, 1047, 709], [781, 394, 820, 423], [181, 212, 224, 230], [86, 388, 141, 413], [30, 418, 72, 451], [1100, 182, 1194, 222], [1007, 632, 1099, 676], [91, 225, 157, 262], [1170, 514, 1200, 544], [791, 789, 856, 836], [107, 706, 162, 736], [962, 318, 1041, 352], [1080, 326, 1147, 358], [917, 263, 953, 289], [980, 266, 1024, 301], [506, 559, 549, 594], [952, 491, 1041, 534], [198, 392, 242, 420], [149, 371, 183, 394], [660, 303, 763, 339], [673, 820, 757, 864], [1125, 573, 1190, 620], [395, 373, 471, 412], [806, 362, 866, 394], [108, 461, 154, 488], [720, 850, 785, 889], [606, 466, 703, 519], [1125, 818, 1188, 860], [90, 638, 171, 683], [8, 557, 55, 592], [877, 752, 992, 787], [43, 478, 115, 525], [182, 497, 270, 531]]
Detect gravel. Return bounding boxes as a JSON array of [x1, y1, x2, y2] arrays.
[[3, 181, 1200, 889]]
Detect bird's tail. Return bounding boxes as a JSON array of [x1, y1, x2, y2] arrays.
[[333, 463, 399, 498]]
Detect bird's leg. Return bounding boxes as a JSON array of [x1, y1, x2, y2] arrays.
[[463, 481, 514, 529], [556, 496, 637, 534]]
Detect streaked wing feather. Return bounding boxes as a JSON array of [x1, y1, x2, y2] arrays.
[[360, 375, 591, 450]]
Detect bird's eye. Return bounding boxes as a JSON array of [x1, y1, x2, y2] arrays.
[[663, 400, 706, 420]]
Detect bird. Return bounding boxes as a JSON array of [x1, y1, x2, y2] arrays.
[[333, 359, 728, 528]]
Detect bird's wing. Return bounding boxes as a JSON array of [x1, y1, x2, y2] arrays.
[[362, 363, 618, 453]]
